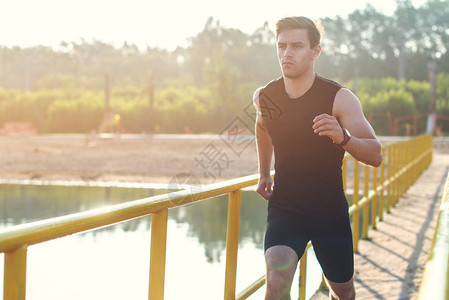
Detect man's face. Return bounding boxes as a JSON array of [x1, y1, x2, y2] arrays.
[[277, 28, 320, 79]]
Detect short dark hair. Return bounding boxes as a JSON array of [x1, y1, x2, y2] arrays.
[[275, 16, 322, 48]]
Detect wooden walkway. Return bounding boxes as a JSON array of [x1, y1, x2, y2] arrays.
[[311, 151, 449, 300]]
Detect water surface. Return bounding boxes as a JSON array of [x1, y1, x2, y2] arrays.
[[0, 184, 322, 299]]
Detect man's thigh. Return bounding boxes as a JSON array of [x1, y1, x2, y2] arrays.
[[264, 206, 309, 260], [309, 216, 354, 283]]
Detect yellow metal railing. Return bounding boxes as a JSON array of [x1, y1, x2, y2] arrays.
[[0, 172, 265, 300], [0, 135, 433, 300], [417, 171, 449, 299], [347, 135, 433, 253]]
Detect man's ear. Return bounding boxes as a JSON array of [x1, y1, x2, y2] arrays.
[[312, 45, 321, 60]]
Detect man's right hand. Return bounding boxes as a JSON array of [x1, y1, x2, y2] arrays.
[[257, 176, 274, 200]]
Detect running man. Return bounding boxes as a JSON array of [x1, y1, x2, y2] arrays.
[[254, 16, 383, 300]]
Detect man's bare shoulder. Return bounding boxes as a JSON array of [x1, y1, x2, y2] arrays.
[[253, 87, 264, 108], [253, 77, 282, 114], [335, 88, 359, 104], [253, 78, 282, 109], [333, 88, 363, 116]]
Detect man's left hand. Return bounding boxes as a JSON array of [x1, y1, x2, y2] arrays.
[[312, 114, 344, 144]]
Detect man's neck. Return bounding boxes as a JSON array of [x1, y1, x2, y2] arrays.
[[283, 70, 316, 99]]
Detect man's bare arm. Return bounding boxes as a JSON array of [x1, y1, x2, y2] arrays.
[[254, 88, 274, 200], [312, 88, 383, 167]]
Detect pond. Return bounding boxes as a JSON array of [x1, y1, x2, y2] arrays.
[[0, 184, 323, 300]]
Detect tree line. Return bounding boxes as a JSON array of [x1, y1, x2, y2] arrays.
[[0, 0, 448, 135]]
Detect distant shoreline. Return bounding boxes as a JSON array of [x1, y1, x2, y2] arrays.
[[1, 135, 447, 190]]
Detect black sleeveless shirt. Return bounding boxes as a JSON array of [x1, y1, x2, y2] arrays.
[[259, 75, 348, 221]]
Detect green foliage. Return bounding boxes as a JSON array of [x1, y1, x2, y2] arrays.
[[0, 0, 448, 137], [346, 77, 430, 116], [11, 6, 449, 135], [345, 77, 433, 135], [38, 74, 82, 90], [0, 61, 447, 135], [0, 92, 36, 123], [0, 87, 84, 132], [406, 79, 431, 113], [346, 77, 428, 115], [437, 73, 449, 108], [153, 86, 211, 133], [436, 73, 449, 132], [368, 89, 416, 115], [110, 97, 148, 133], [45, 93, 104, 133], [111, 86, 143, 100]]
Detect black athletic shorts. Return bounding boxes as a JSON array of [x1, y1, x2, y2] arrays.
[[264, 206, 354, 283]]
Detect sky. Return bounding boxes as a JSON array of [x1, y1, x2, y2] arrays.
[[1, 0, 428, 51]]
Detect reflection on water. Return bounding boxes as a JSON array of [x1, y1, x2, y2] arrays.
[[0, 185, 165, 226], [0, 185, 267, 262], [0, 184, 321, 299], [170, 193, 267, 263]]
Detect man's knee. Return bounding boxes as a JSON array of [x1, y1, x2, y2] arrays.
[[330, 288, 355, 300], [327, 277, 355, 300], [266, 270, 291, 299]]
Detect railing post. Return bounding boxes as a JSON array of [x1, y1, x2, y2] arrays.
[[362, 165, 370, 239], [4, 244, 27, 300], [420, 137, 425, 174], [410, 139, 414, 183], [400, 142, 404, 186], [407, 140, 412, 188], [224, 190, 241, 300], [149, 208, 169, 300], [429, 135, 433, 166], [400, 142, 405, 193], [401, 142, 406, 195], [398, 143, 403, 198], [387, 146, 392, 213], [413, 139, 417, 181], [395, 143, 400, 206], [379, 158, 385, 221], [392, 144, 397, 207], [429, 135, 432, 165], [353, 160, 360, 253], [392, 144, 395, 209], [372, 167, 378, 229], [417, 137, 421, 174], [415, 138, 420, 176], [298, 251, 308, 300], [318, 273, 329, 291]]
